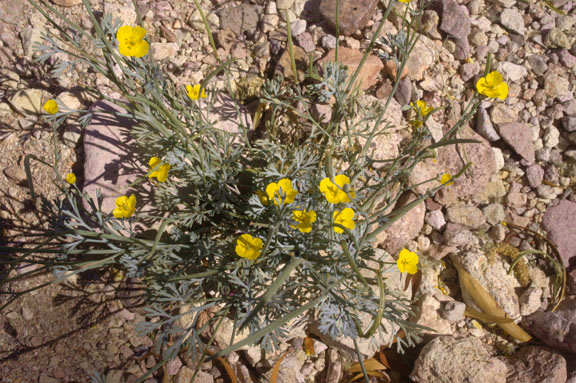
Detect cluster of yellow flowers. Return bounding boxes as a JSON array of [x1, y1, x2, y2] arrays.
[[236, 175, 357, 260]]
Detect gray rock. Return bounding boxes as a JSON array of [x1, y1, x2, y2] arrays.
[[446, 204, 486, 228], [522, 297, 576, 354], [460, 62, 480, 82], [441, 301, 466, 322], [318, 0, 379, 36], [527, 55, 548, 76], [483, 203, 505, 225], [151, 42, 178, 61], [559, 49, 576, 68], [219, 4, 261, 37], [545, 28, 572, 49], [498, 62, 527, 82], [425, 210, 446, 231], [394, 77, 412, 106], [504, 346, 567, 383], [277, 0, 295, 9], [439, 0, 471, 40], [500, 9, 525, 35], [563, 117, 576, 132], [498, 123, 535, 163], [443, 223, 479, 247], [526, 164, 544, 188], [541, 199, 576, 268], [411, 336, 508, 383], [519, 287, 542, 316], [476, 106, 500, 141], [321, 34, 337, 50], [290, 19, 307, 36], [21, 27, 44, 58]]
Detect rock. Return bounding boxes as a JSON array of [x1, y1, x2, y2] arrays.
[[476, 106, 499, 141], [519, 287, 542, 316], [166, 357, 182, 375], [420, 10, 441, 40], [523, 297, 576, 354], [564, 117, 576, 132], [379, 193, 425, 254], [405, 35, 436, 81], [452, 250, 521, 319], [413, 295, 452, 335], [214, 317, 251, 350], [460, 62, 480, 82], [497, 123, 535, 163], [295, 32, 315, 53], [483, 203, 505, 225], [51, 0, 82, 6], [321, 34, 337, 50], [277, 0, 295, 9], [490, 104, 518, 125], [83, 100, 152, 216], [409, 127, 495, 206], [504, 346, 567, 383], [500, 9, 525, 35], [506, 192, 527, 209], [394, 77, 411, 106], [105, 2, 137, 24], [526, 164, 544, 188], [275, 45, 309, 82], [0, 0, 25, 24], [290, 19, 306, 36], [438, 0, 471, 40], [176, 367, 213, 383], [151, 42, 178, 61], [39, 376, 59, 383], [544, 73, 572, 100], [219, 4, 261, 37], [22, 306, 33, 320], [3, 164, 26, 185], [541, 200, 576, 268], [105, 370, 123, 383], [527, 55, 548, 76], [411, 336, 508, 383], [544, 126, 560, 148], [21, 27, 44, 58], [444, 223, 478, 247], [268, 350, 307, 383], [498, 62, 527, 82], [312, 103, 332, 123], [8, 89, 47, 116], [425, 210, 446, 231], [317, 47, 383, 90], [318, 0, 380, 36], [545, 28, 572, 49], [446, 204, 485, 228], [441, 301, 466, 322], [325, 349, 343, 383]]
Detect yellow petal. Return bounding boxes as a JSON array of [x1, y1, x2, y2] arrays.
[[116, 25, 133, 41], [43, 100, 58, 115], [65, 173, 76, 184], [132, 40, 149, 58], [131, 26, 147, 40]]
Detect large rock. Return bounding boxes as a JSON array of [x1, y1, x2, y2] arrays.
[[318, 0, 379, 36], [500, 8, 525, 35], [504, 346, 567, 383], [438, 0, 470, 39], [522, 297, 576, 355], [8, 89, 48, 116], [409, 126, 495, 206], [219, 4, 261, 37], [451, 250, 521, 319], [411, 336, 508, 383], [497, 123, 535, 163], [317, 47, 384, 90], [405, 35, 436, 81], [378, 192, 425, 255], [541, 199, 576, 268]]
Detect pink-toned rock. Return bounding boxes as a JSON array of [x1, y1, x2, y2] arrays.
[[542, 199, 576, 268], [409, 127, 495, 206], [497, 122, 535, 163], [318, 0, 379, 36], [83, 100, 150, 215], [504, 346, 567, 383], [318, 47, 384, 90], [523, 297, 576, 354], [377, 192, 425, 254]]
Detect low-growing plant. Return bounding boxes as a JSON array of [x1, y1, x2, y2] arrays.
[[0, 0, 507, 381]]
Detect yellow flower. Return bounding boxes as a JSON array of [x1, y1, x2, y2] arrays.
[[333, 208, 355, 233], [186, 84, 207, 100], [235, 234, 263, 260], [397, 248, 419, 274], [43, 99, 58, 115], [440, 173, 454, 186], [65, 173, 76, 184], [476, 71, 509, 100], [266, 178, 298, 206], [256, 190, 270, 205], [319, 175, 355, 204], [291, 209, 317, 233], [116, 25, 149, 58], [411, 100, 433, 118], [148, 157, 170, 183], [398, 0, 411, 2], [113, 195, 137, 218]]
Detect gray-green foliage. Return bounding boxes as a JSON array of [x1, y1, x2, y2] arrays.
[[1, 0, 482, 380]]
